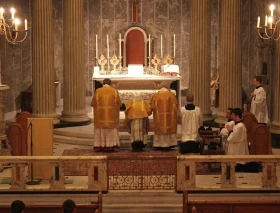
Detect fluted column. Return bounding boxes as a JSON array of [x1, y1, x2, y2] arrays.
[[270, 39, 280, 134], [32, 0, 58, 123], [215, 0, 242, 124], [189, 0, 212, 121], [60, 0, 90, 122]]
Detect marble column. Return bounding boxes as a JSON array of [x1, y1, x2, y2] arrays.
[[215, 0, 242, 124], [0, 85, 9, 172], [60, 0, 90, 123], [32, 0, 58, 123], [270, 39, 280, 134], [189, 0, 212, 121]]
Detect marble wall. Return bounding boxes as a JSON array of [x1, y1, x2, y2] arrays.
[[0, 0, 275, 119]]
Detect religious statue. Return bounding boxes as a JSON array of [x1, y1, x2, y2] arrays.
[[210, 70, 219, 107]]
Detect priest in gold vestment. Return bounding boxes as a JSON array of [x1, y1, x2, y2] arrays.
[[151, 84, 178, 149], [91, 78, 121, 151], [124, 95, 152, 150]]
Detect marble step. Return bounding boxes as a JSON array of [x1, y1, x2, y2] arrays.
[[103, 204, 182, 213], [103, 191, 182, 213]]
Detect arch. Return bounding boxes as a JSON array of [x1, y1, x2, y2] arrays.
[[123, 27, 148, 68]]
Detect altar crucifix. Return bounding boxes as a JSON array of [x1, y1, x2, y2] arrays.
[[132, 0, 138, 23]]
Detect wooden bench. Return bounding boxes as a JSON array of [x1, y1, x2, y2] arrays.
[[243, 112, 272, 155], [183, 190, 280, 213], [0, 192, 102, 213]]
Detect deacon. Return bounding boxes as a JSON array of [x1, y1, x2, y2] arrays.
[[151, 82, 178, 150], [250, 76, 269, 124], [91, 78, 121, 151], [124, 95, 152, 150], [179, 93, 203, 153]]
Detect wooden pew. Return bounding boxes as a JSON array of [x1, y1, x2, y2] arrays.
[[6, 111, 31, 156], [243, 112, 272, 154], [0, 192, 102, 213], [183, 190, 280, 213]]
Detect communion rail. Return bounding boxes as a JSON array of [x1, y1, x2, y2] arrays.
[[0, 155, 279, 191]]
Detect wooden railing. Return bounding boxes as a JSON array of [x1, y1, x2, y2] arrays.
[[0, 191, 102, 213]]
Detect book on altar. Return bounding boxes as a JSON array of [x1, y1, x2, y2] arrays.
[[162, 64, 179, 75], [128, 64, 144, 76]]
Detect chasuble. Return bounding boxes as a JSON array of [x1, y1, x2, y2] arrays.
[[91, 85, 121, 129]]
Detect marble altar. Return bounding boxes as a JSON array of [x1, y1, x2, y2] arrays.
[[92, 74, 181, 105]]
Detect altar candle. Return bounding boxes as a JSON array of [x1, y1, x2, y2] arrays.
[[173, 34, 176, 58], [265, 15, 268, 27], [107, 34, 109, 58], [96, 34, 98, 58], [148, 34, 151, 57], [119, 34, 121, 57], [160, 35, 163, 58]]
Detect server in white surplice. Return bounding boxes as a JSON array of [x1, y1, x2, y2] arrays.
[[226, 108, 249, 156]]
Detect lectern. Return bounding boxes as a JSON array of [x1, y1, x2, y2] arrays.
[[27, 118, 53, 180]]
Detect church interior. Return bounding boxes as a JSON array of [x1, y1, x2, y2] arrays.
[[1, 0, 280, 212]]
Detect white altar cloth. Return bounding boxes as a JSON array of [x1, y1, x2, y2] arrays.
[[92, 74, 181, 104]]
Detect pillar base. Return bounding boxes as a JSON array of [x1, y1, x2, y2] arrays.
[[32, 113, 60, 124], [214, 111, 228, 124], [203, 111, 214, 122], [270, 121, 280, 134], [60, 111, 90, 123]]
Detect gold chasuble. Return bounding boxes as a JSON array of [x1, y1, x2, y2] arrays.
[[124, 100, 152, 127], [151, 89, 178, 135], [91, 85, 121, 129]]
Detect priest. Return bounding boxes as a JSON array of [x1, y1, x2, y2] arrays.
[[124, 95, 152, 150], [91, 78, 121, 151], [151, 82, 178, 150], [250, 76, 269, 124]]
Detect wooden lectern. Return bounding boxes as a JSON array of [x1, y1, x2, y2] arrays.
[[27, 118, 53, 180]]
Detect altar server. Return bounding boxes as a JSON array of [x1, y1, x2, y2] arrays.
[[250, 76, 269, 124], [124, 95, 152, 150], [151, 82, 178, 150], [226, 108, 249, 156], [179, 93, 203, 153], [220, 108, 235, 154], [91, 78, 121, 151]]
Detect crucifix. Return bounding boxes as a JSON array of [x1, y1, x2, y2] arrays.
[[132, 0, 138, 23]]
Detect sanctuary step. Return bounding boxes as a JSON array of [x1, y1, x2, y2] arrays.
[[102, 190, 182, 213]]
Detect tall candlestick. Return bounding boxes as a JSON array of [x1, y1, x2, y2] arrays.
[[148, 34, 151, 57], [95, 34, 98, 58], [107, 34, 109, 58], [173, 34, 176, 58], [24, 19, 28, 30], [257, 16, 260, 28], [119, 34, 121, 57], [160, 35, 163, 58]]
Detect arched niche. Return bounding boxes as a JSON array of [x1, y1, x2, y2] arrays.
[[123, 27, 148, 68]]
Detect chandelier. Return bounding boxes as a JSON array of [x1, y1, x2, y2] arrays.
[[0, 7, 28, 44]]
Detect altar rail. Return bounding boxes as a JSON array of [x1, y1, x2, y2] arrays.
[[0, 155, 279, 191]]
